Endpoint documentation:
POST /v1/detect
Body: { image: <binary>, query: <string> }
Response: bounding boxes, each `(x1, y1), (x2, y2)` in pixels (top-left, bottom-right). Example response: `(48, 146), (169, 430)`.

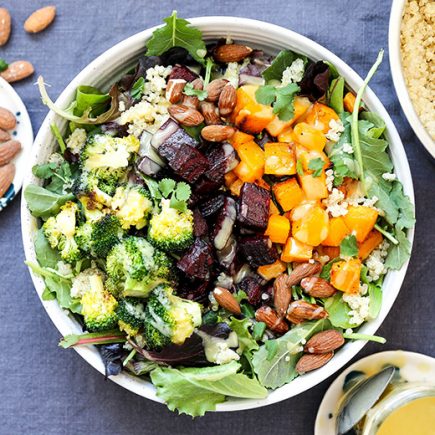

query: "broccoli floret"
(143, 285), (202, 350)
(78, 195), (108, 222)
(80, 273), (118, 332)
(111, 184), (153, 230)
(116, 297), (147, 336)
(70, 267), (105, 298)
(43, 201), (81, 262)
(106, 236), (175, 298)
(147, 199), (194, 252)
(76, 214), (124, 258)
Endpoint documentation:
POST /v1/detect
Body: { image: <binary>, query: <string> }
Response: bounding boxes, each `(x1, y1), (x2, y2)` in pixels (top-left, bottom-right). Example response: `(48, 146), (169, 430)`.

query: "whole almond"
(273, 274), (292, 317)
(1, 60), (34, 83)
(296, 351), (334, 374)
(218, 84), (237, 116)
(0, 163), (15, 197)
(287, 261), (322, 286)
(199, 102), (222, 126)
(213, 287), (241, 315)
(0, 140), (21, 165)
(24, 6), (56, 33)
(201, 125), (236, 142)
(0, 107), (16, 130)
(166, 79), (186, 104)
(206, 79), (228, 102)
(181, 94), (200, 110)
(214, 44), (253, 63)
(0, 129), (11, 142)
(286, 300), (328, 324)
(301, 277), (336, 298)
(0, 8), (11, 46)
(255, 306), (289, 334)
(304, 330), (345, 354)
(168, 104), (204, 127)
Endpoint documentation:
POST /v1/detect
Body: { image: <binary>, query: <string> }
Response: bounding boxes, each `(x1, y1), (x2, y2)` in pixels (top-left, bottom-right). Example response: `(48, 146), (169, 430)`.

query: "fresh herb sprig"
(143, 177), (191, 212)
(0, 58), (8, 72)
(255, 83), (300, 121)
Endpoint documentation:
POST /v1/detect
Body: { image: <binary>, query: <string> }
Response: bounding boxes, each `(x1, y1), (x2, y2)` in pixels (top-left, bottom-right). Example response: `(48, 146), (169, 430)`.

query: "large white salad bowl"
(21, 17), (414, 411)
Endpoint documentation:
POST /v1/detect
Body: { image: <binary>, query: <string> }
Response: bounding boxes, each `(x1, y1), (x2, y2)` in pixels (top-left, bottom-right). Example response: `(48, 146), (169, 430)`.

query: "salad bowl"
(21, 16), (414, 412)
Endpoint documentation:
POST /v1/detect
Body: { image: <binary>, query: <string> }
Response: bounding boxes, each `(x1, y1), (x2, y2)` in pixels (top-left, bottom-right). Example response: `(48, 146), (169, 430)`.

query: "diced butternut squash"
(305, 102), (340, 133)
(343, 205), (379, 242)
(233, 161), (261, 183)
(229, 178), (244, 196)
(321, 217), (350, 247)
(224, 171), (237, 188)
(343, 92), (359, 114)
(317, 245), (340, 260)
(358, 230), (383, 260)
(228, 130), (254, 148)
(278, 127), (295, 143)
(269, 200), (280, 215)
(298, 172), (329, 200)
(264, 142), (296, 176)
(257, 260), (287, 281)
(281, 237), (313, 262)
(273, 178), (304, 212)
(330, 258), (362, 294)
(265, 214), (291, 244)
(293, 122), (327, 152)
(291, 204), (329, 246)
(234, 140), (265, 173)
(266, 117), (293, 137)
(295, 145), (330, 172)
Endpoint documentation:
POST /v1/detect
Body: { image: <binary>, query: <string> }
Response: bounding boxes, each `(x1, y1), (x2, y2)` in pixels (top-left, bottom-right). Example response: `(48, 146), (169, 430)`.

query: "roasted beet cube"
(238, 275), (264, 306)
(238, 235), (278, 267)
(177, 279), (211, 304)
(156, 122), (200, 149)
(237, 183), (270, 230)
(169, 64), (198, 82)
(158, 141), (209, 183)
(199, 194), (225, 218)
(211, 197), (237, 250)
(193, 208), (208, 238)
(205, 143), (237, 183)
(193, 177), (222, 196)
(177, 238), (215, 280)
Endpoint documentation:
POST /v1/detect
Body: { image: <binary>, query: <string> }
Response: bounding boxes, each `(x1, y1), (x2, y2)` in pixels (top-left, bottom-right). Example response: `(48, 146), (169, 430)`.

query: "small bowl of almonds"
(0, 77), (33, 210)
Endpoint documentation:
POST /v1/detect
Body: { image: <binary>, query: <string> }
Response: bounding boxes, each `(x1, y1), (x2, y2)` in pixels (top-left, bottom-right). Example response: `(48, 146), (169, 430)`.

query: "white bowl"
(389, 0), (435, 158)
(21, 17), (415, 412)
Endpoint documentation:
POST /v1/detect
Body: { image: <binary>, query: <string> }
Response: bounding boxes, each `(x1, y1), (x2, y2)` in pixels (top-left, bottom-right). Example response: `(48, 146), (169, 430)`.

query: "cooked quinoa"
(400, 0), (435, 140)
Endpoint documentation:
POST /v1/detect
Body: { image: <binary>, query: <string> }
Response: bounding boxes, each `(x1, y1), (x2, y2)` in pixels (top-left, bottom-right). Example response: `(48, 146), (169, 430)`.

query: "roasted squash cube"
(257, 259), (287, 281)
(330, 258), (361, 294)
(321, 217), (350, 247)
(298, 172), (329, 200)
(305, 102), (340, 133)
(265, 214), (291, 244)
(358, 230), (383, 260)
(273, 178), (304, 212)
(264, 142), (296, 176)
(281, 237), (313, 262)
(292, 204), (329, 246)
(293, 122), (327, 152)
(343, 205), (379, 242)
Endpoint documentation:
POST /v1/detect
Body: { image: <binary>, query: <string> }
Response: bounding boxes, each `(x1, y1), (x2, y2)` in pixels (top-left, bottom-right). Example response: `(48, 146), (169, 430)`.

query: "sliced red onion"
(239, 74), (265, 87)
(151, 118), (179, 150)
(234, 264), (252, 284)
(137, 156), (162, 176)
(213, 197), (237, 250)
(216, 235), (237, 269)
(139, 131), (165, 166)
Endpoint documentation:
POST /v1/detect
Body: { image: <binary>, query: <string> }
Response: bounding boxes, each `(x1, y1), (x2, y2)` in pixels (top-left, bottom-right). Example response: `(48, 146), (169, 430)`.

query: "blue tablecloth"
(1, 1), (434, 433)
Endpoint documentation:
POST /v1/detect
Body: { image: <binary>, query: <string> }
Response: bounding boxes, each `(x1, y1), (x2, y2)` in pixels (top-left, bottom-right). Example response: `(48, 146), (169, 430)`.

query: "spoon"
(336, 365), (396, 434)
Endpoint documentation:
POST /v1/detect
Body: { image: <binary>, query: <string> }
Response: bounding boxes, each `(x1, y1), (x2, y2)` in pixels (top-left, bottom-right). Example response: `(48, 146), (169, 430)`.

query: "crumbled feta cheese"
(197, 330), (240, 365)
(323, 188), (349, 217)
(285, 356), (290, 362)
(345, 328), (353, 335)
(289, 345), (304, 355)
(382, 172), (397, 181)
(300, 338), (306, 345)
(66, 128), (87, 154)
(342, 142), (354, 154)
(326, 119), (345, 142)
(223, 62), (240, 88)
(342, 293), (370, 325)
(56, 261), (73, 277)
(281, 58), (305, 85)
(326, 169), (335, 192)
(365, 240), (390, 282)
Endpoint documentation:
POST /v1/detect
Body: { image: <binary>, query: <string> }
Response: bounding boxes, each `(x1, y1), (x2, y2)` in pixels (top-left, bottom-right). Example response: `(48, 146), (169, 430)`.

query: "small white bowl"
(389, 0), (435, 158)
(21, 17), (415, 412)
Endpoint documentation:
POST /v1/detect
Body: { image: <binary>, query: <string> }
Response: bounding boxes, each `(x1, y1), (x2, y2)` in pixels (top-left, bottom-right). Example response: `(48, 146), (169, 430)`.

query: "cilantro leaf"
(255, 83), (300, 121)
(146, 11), (207, 66)
(296, 159), (304, 176)
(0, 58), (8, 72)
(131, 77), (145, 100)
(175, 181), (191, 201)
(158, 178), (176, 198)
(169, 197), (187, 212)
(340, 234), (359, 258)
(308, 157), (325, 177)
(255, 85), (276, 105)
(183, 83), (208, 101)
(262, 49), (307, 82)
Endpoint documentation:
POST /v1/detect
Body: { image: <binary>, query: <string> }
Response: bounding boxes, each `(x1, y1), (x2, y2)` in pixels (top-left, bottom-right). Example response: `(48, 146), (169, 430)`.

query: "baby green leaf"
(340, 234), (359, 258)
(329, 76), (344, 114)
(131, 77), (145, 100)
(262, 49), (307, 82)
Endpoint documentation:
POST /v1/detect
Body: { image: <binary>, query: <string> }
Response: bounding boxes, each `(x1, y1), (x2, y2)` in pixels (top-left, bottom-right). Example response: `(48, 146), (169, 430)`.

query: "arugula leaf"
(252, 319), (330, 389)
(146, 11), (207, 66)
(329, 76), (345, 114)
(0, 58), (8, 72)
(324, 294), (358, 329)
(390, 182), (415, 230)
(385, 227), (412, 270)
(183, 83), (208, 101)
(255, 83), (300, 121)
(359, 111), (386, 138)
(265, 340), (278, 361)
(308, 158), (325, 177)
(262, 49), (307, 82)
(340, 234), (359, 258)
(131, 77), (145, 100)
(32, 156), (74, 195)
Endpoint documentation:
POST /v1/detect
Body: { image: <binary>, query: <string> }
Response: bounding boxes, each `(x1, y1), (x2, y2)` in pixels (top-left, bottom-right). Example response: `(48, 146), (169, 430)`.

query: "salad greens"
(262, 49), (308, 82)
(340, 234), (359, 258)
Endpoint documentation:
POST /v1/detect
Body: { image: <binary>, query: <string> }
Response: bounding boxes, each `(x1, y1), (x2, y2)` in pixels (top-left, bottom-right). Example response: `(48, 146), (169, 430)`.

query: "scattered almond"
(286, 300), (328, 324)
(0, 140), (21, 165)
(0, 107), (16, 130)
(168, 104), (204, 126)
(1, 60), (34, 83)
(218, 84), (237, 116)
(213, 44), (253, 63)
(273, 274), (292, 317)
(287, 261), (322, 286)
(296, 351), (334, 374)
(301, 276), (336, 298)
(0, 163), (15, 196)
(0, 129), (11, 142)
(255, 306), (289, 334)
(213, 287), (241, 315)
(181, 94), (200, 110)
(165, 79), (186, 104)
(0, 8), (11, 46)
(199, 101), (222, 125)
(24, 5), (56, 33)
(205, 79), (228, 102)
(304, 330), (345, 354)
(201, 125), (236, 142)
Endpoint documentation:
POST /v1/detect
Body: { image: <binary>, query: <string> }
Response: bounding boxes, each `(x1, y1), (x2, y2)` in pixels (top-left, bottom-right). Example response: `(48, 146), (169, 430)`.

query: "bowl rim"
(21, 16), (415, 412)
(389, 0), (435, 159)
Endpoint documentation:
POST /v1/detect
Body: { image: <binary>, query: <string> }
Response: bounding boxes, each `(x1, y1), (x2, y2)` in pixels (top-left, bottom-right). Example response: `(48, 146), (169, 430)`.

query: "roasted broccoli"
(43, 201), (81, 262)
(147, 199), (194, 252)
(80, 272), (118, 332)
(105, 236), (175, 298)
(143, 285), (202, 350)
(76, 214), (124, 258)
(111, 184), (153, 230)
(116, 297), (147, 336)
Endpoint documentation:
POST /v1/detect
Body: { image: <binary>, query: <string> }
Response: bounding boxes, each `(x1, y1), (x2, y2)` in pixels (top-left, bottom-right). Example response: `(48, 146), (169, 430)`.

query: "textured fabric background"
(0, 1), (433, 434)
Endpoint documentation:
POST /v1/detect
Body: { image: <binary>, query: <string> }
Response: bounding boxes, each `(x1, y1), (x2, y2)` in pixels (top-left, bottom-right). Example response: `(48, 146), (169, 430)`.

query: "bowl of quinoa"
(389, 0), (435, 158)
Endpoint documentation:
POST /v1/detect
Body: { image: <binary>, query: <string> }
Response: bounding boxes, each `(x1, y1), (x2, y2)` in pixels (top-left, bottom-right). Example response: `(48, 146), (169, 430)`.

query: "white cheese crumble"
(365, 240), (390, 282)
(342, 142), (354, 154)
(66, 128), (87, 155)
(326, 169), (335, 192)
(345, 328), (353, 335)
(382, 172), (397, 181)
(323, 188), (349, 217)
(342, 293), (370, 325)
(281, 58), (305, 85)
(326, 119), (345, 142)
(197, 330), (240, 365)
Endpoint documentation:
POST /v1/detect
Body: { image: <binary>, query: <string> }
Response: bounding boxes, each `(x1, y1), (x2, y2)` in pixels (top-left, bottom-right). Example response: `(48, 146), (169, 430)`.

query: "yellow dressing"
(377, 397), (435, 435)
